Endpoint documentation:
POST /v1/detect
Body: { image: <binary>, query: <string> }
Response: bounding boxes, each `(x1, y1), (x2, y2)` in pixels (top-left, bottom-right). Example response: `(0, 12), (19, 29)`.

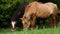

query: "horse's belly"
(37, 7), (51, 18)
(37, 11), (51, 18)
(37, 4), (53, 18)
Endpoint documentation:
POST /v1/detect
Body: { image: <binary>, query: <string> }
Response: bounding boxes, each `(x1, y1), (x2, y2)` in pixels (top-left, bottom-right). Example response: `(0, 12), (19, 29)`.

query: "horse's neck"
(24, 3), (36, 18)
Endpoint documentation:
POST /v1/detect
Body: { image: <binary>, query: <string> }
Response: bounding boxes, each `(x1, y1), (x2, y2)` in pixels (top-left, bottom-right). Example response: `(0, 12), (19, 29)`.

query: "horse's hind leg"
(51, 15), (57, 28)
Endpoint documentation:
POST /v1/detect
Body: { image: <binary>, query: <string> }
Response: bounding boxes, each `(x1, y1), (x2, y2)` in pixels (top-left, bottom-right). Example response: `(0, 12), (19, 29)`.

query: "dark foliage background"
(0, 0), (60, 28)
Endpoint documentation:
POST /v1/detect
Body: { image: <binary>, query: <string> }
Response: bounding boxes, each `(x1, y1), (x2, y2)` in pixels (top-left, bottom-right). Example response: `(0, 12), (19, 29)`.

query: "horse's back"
(35, 2), (57, 18)
(36, 4), (50, 18)
(45, 2), (58, 15)
(24, 1), (58, 18)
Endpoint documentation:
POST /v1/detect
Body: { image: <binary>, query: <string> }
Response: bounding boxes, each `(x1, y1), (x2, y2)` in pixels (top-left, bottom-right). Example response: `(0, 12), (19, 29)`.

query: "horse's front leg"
(11, 21), (16, 31)
(30, 16), (36, 30)
(51, 15), (57, 28)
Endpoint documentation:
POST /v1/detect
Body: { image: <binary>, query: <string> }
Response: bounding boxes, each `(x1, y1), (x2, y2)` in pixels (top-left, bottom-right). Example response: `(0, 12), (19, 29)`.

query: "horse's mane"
(11, 2), (29, 21)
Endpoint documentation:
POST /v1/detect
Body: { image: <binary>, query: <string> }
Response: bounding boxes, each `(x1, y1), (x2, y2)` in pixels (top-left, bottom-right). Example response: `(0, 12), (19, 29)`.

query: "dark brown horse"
(20, 1), (58, 30)
(11, 2), (29, 31)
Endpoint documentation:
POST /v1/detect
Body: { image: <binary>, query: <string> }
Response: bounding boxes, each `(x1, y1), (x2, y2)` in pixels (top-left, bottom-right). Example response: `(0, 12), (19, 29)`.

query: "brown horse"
(20, 1), (58, 30)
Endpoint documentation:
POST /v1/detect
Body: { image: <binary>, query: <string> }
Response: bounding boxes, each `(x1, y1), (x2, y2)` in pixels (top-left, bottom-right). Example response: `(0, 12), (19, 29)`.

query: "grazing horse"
(21, 1), (58, 30)
(11, 2), (29, 31)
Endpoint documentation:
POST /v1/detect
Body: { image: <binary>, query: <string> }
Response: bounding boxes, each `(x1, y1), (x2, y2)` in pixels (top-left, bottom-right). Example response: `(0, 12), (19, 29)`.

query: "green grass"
(0, 27), (60, 34)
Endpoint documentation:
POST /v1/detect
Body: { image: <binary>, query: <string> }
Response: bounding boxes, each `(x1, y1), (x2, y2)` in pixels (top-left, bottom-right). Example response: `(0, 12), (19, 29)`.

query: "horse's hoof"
(54, 26), (56, 28)
(31, 28), (34, 30)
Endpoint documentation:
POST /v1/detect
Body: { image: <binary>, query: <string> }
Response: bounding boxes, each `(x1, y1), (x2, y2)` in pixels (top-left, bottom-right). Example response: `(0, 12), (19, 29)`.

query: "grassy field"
(0, 27), (60, 34)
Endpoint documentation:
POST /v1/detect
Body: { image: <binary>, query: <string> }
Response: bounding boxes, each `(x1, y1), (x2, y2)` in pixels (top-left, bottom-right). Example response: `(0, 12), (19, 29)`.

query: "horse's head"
(20, 16), (30, 30)
(11, 15), (18, 31)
